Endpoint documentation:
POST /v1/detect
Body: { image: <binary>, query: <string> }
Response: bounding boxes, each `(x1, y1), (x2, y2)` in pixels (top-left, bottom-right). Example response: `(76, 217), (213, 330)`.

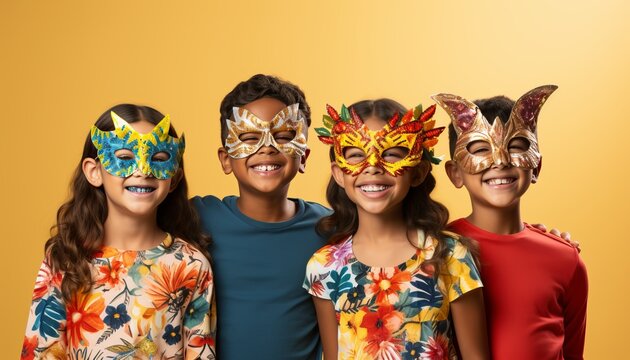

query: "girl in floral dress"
(22, 104), (216, 359)
(304, 99), (489, 360)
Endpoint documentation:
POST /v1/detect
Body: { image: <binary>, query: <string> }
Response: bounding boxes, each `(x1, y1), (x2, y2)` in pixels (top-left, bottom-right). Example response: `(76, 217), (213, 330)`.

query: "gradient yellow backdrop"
(2, 0), (628, 357)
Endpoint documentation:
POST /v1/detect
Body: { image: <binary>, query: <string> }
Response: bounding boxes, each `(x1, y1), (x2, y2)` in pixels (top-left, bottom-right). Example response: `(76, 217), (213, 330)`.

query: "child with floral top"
(22, 104), (216, 359)
(304, 99), (489, 359)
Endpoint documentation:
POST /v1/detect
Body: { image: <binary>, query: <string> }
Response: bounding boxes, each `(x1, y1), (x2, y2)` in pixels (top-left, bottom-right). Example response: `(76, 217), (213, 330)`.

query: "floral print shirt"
(303, 231), (482, 360)
(22, 236), (216, 360)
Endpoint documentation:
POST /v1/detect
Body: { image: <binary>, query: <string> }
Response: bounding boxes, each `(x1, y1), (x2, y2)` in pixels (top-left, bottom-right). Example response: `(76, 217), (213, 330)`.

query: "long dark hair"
(316, 98), (478, 278)
(45, 104), (211, 302)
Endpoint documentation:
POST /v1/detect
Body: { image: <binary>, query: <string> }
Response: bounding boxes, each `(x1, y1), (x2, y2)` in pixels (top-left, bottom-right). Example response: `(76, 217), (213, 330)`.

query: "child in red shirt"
(434, 86), (588, 360)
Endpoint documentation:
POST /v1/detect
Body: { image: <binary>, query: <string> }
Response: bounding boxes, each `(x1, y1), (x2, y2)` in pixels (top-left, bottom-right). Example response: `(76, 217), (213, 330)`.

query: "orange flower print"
(32, 263), (62, 301)
(366, 268), (411, 304)
(66, 292), (105, 348)
(20, 335), (37, 360)
(199, 269), (213, 295)
(96, 259), (127, 288)
(145, 261), (199, 312)
(361, 305), (404, 356)
(189, 333), (215, 358)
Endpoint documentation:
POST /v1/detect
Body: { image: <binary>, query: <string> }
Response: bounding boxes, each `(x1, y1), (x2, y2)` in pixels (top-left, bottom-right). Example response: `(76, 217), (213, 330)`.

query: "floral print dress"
(22, 235), (216, 360)
(303, 231), (482, 360)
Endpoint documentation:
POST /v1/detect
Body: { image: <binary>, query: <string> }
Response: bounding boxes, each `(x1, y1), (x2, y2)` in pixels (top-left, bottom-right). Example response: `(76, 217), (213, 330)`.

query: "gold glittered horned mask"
(225, 103), (308, 159)
(432, 85), (557, 174)
(315, 103), (445, 176)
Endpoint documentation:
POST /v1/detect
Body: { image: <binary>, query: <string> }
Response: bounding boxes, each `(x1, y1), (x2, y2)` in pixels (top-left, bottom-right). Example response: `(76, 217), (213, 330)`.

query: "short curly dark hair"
(218, 74), (311, 146)
(448, 95), (515, 158)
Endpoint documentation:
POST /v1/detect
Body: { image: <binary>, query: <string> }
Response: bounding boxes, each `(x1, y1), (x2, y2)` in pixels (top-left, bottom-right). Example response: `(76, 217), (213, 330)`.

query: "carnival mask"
(432, 85), (557, 174)
(91, 112), (185, 179)
(316, 103), (445, 176)
(225, 103), (308, 159)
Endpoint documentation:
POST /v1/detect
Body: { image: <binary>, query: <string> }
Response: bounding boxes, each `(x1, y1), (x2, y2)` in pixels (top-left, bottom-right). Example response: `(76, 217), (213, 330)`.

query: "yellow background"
(2, 0), (628, 357)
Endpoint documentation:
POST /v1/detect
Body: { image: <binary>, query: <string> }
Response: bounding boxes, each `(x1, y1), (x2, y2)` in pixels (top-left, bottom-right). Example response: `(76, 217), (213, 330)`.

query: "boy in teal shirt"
(192, 74), (329, 359)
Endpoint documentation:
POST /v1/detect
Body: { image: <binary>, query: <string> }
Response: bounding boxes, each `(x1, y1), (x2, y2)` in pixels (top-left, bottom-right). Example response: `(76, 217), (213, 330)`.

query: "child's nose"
(256, 144), (280, 155)
(492, 148), (510, 168)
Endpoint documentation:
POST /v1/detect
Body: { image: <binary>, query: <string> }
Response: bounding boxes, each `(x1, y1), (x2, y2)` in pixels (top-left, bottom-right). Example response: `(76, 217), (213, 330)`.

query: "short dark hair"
(448, 95), (515, 158)
(218, 74), (311, 146)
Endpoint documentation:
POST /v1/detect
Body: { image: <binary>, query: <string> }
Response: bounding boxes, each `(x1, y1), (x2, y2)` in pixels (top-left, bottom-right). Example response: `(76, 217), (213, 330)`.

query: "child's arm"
(562, 256), (588, 360)
(443, 238), (489, 360)
(22, 260), (67, 359)
(312, 296), (338, 359)
(451, 288), (490, 360)
(183, 261), (217, 359)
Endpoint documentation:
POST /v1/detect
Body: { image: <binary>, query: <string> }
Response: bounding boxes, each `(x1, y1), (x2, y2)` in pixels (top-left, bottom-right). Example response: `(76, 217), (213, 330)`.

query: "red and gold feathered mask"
(316, 103), (445, 176)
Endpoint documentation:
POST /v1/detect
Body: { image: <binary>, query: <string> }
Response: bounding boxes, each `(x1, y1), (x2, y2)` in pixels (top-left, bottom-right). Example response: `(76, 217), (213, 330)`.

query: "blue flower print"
(162, 324), (181, 345)
(403, 341), (423, 360)
(184, 296), (210, 329)
(346, 285), (365, 304)
(103, 304), (131, 330)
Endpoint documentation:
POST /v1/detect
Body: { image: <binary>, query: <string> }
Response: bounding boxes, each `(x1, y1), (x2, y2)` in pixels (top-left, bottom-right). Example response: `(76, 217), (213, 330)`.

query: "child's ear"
(531, 157), (542, 184)
(330, 162), (346, 188)
(169, 169), (183, 192)
(445, 160), (464, 188)
(217, 147), (233, 174)
(82, 158), (103, 187)
(298, 148), (310, 174)
(411, 161), (431, 187)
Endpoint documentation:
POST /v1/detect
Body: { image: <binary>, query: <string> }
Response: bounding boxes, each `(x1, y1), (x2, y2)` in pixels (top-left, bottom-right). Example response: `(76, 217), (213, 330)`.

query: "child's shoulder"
(191, 194), (224, 208)
(523, 223), (580, 253)
(431, 230), (466, 250)
(168, 238), (212, 269)
(307, 237), (352, 266)
(291, 197), (332, 216)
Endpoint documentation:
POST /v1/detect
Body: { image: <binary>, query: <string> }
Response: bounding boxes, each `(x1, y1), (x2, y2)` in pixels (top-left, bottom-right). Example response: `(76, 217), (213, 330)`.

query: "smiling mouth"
(126, 186), (156, 193)
(359, 184), (391, 192)
(484, 178), (516, 185)
(252, 164), (281, 172)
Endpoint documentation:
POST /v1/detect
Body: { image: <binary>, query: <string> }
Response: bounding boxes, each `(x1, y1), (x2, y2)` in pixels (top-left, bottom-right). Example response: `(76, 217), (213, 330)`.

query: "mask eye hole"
(467, 141), (491, 155)
(382, 147), (409, 163)
(273, 130), (296, 144)
(151, 151), (171, 162)
(343, 147), (367, 165)
(508, 137), (530, 153)
(238, 132), (262, 144)
(114, 149), (134, 160)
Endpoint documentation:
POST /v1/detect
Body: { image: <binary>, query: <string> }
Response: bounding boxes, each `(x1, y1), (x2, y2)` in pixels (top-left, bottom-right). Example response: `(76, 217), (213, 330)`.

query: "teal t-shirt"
(192, 195), (330, 360)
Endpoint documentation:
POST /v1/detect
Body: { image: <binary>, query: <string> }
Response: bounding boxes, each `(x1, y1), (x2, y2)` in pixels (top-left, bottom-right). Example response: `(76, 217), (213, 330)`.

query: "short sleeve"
(439, 238), (483, 302)
(22, 259), (68, 359)
(303, 245), (335, 300)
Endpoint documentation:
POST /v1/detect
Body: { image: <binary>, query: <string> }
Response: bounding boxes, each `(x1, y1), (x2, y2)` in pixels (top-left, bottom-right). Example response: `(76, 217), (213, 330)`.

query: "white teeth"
(127, 186), (155, 193)
(360, 184), (389, 192)
(253, 164), (280, 171)
(485, 178), (514, 185)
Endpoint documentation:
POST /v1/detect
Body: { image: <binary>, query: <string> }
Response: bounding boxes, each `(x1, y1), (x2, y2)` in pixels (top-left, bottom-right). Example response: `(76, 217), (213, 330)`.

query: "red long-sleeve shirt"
(448, 219), (588, 360)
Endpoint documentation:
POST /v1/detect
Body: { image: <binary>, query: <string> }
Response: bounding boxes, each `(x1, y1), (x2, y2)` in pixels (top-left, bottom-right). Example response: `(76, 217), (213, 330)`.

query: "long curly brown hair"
(316, 99), (478, 278)
(45, 104), (211, 302)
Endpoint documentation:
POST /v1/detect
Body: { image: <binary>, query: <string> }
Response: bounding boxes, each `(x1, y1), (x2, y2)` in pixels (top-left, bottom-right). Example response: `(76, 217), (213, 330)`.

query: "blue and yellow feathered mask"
(90, 112), (185, 179)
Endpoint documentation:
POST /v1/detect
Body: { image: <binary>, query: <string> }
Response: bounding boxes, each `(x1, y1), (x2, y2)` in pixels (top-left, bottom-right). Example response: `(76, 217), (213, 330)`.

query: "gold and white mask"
(432, 85), (557, 174)
(225, 103), (308, 159)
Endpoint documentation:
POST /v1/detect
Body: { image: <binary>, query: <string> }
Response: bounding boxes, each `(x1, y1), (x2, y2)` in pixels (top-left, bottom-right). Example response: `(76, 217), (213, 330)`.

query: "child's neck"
(354, 210), (408, 243)
(236, 189), (296, 223)
(467, 203), (524, 235)
(352, 209), (417, 268)
(103, 211), (165, 250)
